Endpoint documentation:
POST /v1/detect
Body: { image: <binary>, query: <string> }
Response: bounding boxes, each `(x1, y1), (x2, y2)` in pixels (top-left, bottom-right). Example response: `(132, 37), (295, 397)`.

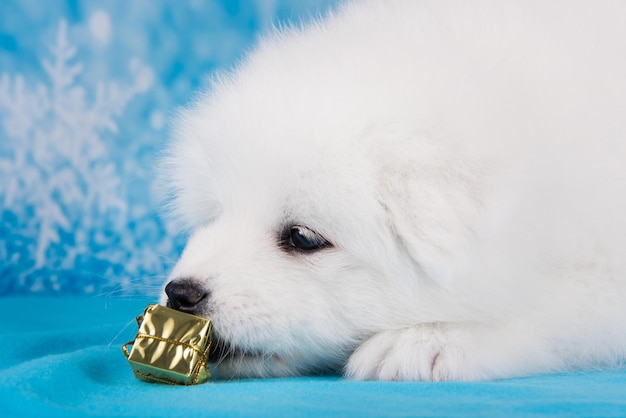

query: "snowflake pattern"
(0, 20), (171, 294)
(0, 0), (337, 295)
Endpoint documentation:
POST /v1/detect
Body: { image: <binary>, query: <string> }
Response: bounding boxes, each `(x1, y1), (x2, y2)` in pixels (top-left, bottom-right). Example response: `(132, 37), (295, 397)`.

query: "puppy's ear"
(375, 139), (485, 287)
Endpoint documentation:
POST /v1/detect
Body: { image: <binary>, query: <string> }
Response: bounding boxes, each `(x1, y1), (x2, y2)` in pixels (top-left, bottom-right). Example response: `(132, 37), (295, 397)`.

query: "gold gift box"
(122, 304), (212, 385)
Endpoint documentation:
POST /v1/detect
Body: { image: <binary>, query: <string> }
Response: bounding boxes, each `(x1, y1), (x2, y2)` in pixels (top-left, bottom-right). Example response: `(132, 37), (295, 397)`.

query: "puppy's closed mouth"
(208, 335), (266, 363)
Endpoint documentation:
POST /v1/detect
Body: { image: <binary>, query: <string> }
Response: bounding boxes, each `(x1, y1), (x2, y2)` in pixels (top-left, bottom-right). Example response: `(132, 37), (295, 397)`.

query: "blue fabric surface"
(1, 297), (625, 417)
(0, 0), (337, 296)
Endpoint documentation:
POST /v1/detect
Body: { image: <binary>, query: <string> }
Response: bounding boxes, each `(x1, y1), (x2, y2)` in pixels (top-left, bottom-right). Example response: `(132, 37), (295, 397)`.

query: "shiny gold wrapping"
(122, 304), (212, 385)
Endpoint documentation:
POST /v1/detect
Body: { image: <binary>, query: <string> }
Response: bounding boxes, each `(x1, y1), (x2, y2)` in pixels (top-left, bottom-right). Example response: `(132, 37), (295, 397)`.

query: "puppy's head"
(159, 126), (425, 378)
(158, 12), (486, 378)
(159, 111), (485, 379)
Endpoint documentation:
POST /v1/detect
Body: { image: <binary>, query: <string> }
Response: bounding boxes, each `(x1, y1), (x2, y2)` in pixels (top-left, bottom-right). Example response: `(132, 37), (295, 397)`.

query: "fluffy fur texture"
(159, 0), (626, 381)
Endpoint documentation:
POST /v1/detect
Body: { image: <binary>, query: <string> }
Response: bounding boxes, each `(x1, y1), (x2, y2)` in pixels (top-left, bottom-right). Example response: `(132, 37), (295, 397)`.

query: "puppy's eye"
(281, 225), (330, 252)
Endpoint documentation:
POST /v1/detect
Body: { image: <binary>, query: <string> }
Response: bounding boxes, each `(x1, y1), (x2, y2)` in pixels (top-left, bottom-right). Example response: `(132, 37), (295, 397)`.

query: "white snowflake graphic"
(0, 19), (172, 294)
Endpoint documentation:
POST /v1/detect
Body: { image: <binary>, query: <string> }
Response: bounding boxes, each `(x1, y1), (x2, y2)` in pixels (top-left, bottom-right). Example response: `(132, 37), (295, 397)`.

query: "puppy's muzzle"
(165, 278), (209, 314)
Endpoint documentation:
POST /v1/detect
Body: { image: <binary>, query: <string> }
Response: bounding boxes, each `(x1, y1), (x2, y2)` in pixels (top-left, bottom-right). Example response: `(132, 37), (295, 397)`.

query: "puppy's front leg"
(345, 323), (554, 381)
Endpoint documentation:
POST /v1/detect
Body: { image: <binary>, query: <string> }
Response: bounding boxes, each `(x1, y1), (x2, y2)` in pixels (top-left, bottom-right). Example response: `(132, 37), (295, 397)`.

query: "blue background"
(2, 296), (626, 417)
(0, 0), (338, 296)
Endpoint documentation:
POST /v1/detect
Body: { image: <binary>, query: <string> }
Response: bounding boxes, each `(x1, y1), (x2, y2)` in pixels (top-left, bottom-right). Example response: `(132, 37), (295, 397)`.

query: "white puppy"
(159, 0), (626, 381)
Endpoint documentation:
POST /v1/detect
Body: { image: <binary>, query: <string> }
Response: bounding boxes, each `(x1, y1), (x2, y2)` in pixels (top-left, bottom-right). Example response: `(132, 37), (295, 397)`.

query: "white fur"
(159, 0), (626, 381)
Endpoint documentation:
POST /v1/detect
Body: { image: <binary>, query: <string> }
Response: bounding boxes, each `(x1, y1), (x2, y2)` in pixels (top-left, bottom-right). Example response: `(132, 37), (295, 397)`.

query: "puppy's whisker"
(107, 318), (138, 348)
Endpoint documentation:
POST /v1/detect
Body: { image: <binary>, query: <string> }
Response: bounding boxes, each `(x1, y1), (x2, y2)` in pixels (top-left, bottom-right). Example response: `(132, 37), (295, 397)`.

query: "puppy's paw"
(345, 324), (489, 381)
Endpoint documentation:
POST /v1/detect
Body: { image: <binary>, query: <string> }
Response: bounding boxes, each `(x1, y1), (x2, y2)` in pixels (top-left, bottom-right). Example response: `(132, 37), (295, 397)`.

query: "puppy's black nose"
(165, 279), (209, 313)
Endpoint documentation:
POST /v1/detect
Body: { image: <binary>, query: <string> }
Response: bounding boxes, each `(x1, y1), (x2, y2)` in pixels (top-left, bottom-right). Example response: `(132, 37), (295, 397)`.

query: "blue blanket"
(1, 297), (625, 417)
